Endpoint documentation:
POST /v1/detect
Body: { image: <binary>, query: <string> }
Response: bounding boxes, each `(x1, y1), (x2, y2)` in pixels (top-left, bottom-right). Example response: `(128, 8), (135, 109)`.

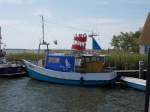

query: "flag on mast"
(92, 38), (102, 50)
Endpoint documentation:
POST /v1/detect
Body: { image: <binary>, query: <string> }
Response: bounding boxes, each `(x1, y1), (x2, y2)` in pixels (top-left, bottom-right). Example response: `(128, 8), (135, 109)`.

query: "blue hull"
(27, 68), (117, 86)
(125, 82), (145, 91)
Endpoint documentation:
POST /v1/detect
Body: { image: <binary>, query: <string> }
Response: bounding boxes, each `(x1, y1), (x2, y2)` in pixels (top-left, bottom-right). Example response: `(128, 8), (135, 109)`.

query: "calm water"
(0, 77), (145, 112)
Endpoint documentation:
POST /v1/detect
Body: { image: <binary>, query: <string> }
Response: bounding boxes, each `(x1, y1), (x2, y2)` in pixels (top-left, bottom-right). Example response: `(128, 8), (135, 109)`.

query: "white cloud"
(0, 0), (23, 4)
(0, 19), (23, 26)
(120, 0), (150, 5)
(33, 9), (52, 18)
(96, 1), (110, 5)
(0, 0), (34, 5)
(66, 17), (121, 26)
(0, 17), (145, 49)
(59, 17), (144, 49)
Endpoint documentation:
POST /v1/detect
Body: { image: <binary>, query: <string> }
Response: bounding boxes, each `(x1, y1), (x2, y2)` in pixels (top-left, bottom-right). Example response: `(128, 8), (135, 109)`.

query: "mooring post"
(139, 61), (144, 79)
(145, 50), (150, 112)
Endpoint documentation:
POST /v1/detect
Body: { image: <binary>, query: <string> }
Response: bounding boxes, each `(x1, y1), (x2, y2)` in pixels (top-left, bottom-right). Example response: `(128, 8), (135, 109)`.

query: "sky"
(0, 0), (149, 49)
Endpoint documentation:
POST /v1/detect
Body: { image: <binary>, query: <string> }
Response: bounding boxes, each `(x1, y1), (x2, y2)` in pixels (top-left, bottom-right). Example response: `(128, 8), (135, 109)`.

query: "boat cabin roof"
(47, 53), (105, 58)
(47, 53), (65, 56)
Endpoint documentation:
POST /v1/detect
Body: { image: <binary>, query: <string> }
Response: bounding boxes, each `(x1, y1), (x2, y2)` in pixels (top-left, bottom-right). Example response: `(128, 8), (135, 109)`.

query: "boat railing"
(104, 66), (116, 72)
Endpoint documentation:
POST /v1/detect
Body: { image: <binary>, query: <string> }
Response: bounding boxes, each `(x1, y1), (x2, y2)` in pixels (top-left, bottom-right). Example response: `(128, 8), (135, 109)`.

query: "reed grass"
(105, 53), (147, 70)
(6, 52), (148, 70)
(6, 53), (44, 61)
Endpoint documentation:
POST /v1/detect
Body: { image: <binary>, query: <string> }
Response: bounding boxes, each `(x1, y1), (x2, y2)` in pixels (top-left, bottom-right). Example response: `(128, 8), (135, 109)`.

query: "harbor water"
(0, 76), (145, 112)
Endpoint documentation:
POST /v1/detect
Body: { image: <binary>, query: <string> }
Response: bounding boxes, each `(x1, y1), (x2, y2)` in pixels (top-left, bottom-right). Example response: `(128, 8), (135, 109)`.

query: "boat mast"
(41, 15), (45, 44)
(88, 32), (99, 54)
(37, 15), (49, 62)
(0, 26), (2, 50)
(89, 32), (99, 38)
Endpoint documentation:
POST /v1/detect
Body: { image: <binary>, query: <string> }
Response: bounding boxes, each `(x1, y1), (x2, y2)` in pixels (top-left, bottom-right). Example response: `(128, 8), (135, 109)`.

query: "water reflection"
(0, 77), (145, 112)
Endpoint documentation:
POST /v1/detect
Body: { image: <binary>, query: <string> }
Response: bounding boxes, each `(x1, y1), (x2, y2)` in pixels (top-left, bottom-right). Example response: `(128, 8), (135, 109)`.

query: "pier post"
(139, 61), (144, 79)
(145, 50), (150, 112)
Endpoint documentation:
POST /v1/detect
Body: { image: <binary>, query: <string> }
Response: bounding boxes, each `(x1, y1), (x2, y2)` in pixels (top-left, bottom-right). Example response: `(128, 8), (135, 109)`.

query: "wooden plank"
(115, 69), (147, 73)
(0, 71), (26, 76)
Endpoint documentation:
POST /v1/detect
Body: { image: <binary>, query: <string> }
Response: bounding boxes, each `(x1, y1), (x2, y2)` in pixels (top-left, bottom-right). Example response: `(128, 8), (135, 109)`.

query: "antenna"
(88, 31), (99, 38)
(40, 15), (45, 44)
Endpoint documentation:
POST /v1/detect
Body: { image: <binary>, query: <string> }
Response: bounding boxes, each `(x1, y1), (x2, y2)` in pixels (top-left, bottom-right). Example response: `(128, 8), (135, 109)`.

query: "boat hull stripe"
(27, 68), (116, 86)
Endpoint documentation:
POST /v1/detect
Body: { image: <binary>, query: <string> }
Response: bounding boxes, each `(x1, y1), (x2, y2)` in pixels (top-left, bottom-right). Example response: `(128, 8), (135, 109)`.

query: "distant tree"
(111, 31), (140, 53)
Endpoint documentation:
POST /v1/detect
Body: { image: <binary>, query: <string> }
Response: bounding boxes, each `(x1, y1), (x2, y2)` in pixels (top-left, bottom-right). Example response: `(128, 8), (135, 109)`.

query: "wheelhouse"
(45, 54), (75, 72)
(74, 55), (105, 73)
(45, 53), (105, 73)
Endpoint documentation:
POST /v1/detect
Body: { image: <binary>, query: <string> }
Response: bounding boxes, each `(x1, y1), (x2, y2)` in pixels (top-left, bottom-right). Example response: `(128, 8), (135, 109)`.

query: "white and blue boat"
(23, 54), (117, 86)
(121, 77), (146, 91)
(23, 16), (118, 86)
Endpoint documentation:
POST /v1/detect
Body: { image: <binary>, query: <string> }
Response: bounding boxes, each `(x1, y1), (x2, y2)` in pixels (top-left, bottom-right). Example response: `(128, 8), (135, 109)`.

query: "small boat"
(23, 16), (118, 86)
(0, 26), (26, 77)
(23, 54), (117, 86)
(121, 76), (146, 91)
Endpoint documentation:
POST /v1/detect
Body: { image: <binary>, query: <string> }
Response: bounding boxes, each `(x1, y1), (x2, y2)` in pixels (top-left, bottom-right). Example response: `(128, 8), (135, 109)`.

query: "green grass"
(6, 53), (44, 61)
(6, 52), (148, 70)
(105, 53), (147, 70)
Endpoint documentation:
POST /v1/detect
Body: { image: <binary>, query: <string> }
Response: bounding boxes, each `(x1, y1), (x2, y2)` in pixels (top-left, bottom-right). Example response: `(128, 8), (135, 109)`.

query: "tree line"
(111, 31), (140, 53)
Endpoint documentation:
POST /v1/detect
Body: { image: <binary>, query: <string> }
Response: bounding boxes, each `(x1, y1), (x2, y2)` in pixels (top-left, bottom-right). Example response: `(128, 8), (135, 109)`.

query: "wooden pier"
(115, 69), (147, 73)
(114, 69), (147, 79)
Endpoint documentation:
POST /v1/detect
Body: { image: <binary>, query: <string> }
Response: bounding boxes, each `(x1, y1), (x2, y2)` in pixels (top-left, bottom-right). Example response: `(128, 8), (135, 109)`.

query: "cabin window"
(91, 57), (96, 61)
(96, 57), (100, 61)
(96, 57), (104, 62)
(145, 46), (150, 53)
(85, 57), (90, 62)
(75, 58), (82, 66)
(48, 57), (60, 63)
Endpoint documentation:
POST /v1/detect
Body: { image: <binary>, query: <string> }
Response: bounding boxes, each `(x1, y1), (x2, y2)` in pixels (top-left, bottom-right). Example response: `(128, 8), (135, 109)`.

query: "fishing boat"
(23, 16), (117, 86)
(0, 26), (25, 77)
(121, 77), (146, 91)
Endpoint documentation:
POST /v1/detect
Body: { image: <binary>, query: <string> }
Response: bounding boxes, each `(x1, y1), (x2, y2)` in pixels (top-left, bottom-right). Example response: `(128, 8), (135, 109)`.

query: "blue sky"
(0, 0), (149, 49)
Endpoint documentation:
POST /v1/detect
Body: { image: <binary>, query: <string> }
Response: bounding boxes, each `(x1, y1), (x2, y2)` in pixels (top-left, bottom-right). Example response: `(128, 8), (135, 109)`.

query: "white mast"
(0, 26), (2, 50)
(41, 15), (45, 44)
(37, 15), (49, 62)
